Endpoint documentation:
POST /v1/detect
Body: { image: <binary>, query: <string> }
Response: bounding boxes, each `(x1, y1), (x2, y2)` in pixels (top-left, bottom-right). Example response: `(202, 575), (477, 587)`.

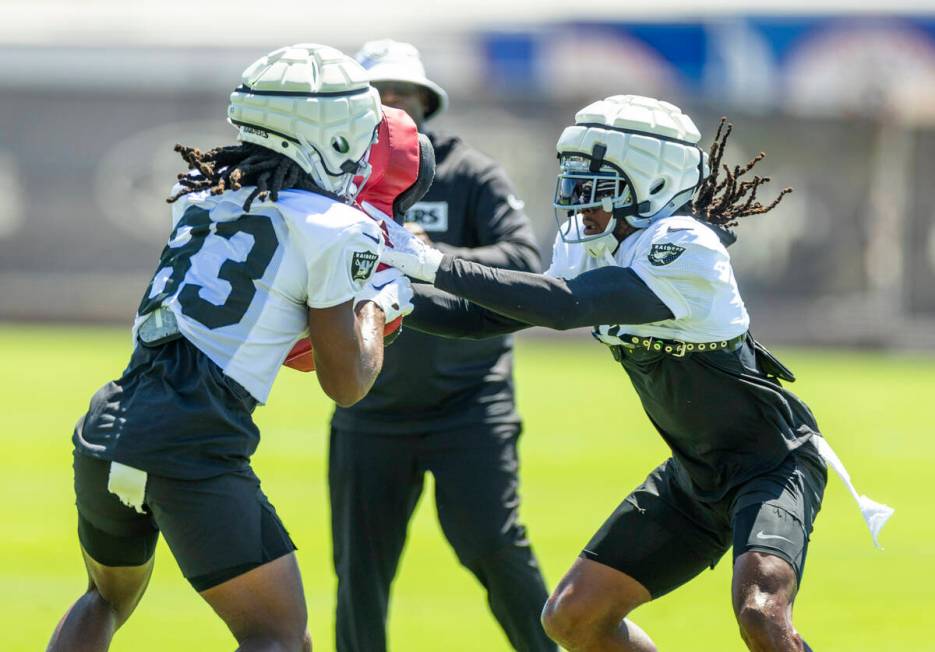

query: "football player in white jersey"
(377, 96), (860, 651)
(48, 44), (425, 652)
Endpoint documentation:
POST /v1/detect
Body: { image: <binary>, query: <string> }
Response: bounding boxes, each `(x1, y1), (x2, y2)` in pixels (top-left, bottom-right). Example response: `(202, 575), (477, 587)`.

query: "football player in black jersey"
(377, 95), (888, 651)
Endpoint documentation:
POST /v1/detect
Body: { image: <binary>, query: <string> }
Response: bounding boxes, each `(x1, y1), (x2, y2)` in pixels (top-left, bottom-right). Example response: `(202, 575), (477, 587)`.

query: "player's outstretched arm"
(406, 284), (531, 340)
(308, 300), (385, 407)
(380, 214), (672, 330)
(432, 257), (673, 330)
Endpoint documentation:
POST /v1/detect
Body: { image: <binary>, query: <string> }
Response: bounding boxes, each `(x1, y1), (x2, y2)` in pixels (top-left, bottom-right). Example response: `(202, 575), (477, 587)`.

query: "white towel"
(813, 436), (894, 549)
(107, 462), (148, 515)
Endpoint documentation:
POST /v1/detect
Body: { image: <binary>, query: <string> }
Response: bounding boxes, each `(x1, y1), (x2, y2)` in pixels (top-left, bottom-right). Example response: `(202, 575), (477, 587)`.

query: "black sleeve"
(405, 284), (530, 340)
(432, 256), (674, 331)
(433, 163), (541, 273)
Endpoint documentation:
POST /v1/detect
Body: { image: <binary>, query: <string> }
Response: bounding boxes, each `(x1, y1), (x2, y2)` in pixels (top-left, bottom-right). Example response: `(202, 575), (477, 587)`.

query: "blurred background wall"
(1, 0), (935, 347)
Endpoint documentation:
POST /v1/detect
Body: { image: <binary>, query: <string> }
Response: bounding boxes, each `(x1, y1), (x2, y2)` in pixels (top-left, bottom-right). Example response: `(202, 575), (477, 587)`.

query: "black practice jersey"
(406, 218), (819, 499)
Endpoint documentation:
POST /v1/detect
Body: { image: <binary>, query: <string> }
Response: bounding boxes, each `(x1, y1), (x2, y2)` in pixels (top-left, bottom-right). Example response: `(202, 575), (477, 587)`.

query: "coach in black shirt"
(329, 40), (555, 652)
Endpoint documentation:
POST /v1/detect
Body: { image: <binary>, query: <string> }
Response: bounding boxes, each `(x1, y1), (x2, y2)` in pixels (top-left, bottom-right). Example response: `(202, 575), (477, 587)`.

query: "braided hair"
(166, 142), (326, 212)
(691, 118), (792, 228)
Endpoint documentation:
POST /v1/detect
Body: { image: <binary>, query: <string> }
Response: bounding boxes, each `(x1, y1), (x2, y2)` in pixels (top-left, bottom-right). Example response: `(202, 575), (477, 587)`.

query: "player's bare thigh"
(46, 547), (155, 652)
(80, 547), (155, 625)
(200, 552), (311, 652)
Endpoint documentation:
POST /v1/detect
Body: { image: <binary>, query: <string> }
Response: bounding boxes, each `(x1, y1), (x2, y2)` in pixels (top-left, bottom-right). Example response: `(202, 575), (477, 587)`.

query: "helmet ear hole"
(331, 136), (350, 154)
(650, 179), (666, 195)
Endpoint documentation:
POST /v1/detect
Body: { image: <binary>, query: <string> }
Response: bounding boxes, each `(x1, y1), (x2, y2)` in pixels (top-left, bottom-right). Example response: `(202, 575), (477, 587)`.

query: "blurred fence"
(2, 13), (935, 348)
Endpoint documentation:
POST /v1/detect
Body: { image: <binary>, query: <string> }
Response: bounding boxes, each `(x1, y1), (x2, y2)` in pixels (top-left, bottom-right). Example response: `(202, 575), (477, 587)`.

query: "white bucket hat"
(355, 39), (449, 120)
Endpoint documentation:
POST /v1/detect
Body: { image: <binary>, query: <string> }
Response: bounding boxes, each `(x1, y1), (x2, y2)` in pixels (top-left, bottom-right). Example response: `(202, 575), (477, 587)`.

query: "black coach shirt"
(332, 131), (540, 434)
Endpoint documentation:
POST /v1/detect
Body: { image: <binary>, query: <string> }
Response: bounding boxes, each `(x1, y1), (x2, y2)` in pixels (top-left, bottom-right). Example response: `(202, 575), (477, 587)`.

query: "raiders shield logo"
(648, 243), (685, 266)
(350, 250), (378, 282)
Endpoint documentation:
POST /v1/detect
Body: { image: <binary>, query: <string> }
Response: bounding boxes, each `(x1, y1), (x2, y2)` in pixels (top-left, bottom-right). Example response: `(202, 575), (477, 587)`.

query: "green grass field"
(2, 323), (932, 651)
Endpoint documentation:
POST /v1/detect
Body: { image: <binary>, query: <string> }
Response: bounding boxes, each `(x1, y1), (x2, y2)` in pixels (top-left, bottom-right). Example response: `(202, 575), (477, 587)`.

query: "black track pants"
(328, 424), (556, 652)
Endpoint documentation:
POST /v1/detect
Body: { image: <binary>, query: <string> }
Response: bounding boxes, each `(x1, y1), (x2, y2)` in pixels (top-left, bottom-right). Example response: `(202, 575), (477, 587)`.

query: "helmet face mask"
(294, 129), (378, 201)
(552, 155), (637, 245)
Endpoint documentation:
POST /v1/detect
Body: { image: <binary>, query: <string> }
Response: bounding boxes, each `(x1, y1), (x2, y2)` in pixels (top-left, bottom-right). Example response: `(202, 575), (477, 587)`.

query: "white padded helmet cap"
(555, 95), (707, 227)
(228, 43), (382, 197)
(575, 95), (702, 144)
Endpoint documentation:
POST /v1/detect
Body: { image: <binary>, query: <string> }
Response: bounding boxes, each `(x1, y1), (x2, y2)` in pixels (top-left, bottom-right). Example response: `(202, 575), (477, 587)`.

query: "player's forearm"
(313, 302), (384, 407)
(406, 284), (530, 339)
(355, 299), (386, 386)
(433, 256), (674, 330)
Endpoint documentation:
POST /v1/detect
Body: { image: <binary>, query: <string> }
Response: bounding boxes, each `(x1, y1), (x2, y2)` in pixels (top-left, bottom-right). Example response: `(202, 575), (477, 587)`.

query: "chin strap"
(295, 133), (376, 201)
(623, 186), (696, 229)
(583, 216), (620, 261)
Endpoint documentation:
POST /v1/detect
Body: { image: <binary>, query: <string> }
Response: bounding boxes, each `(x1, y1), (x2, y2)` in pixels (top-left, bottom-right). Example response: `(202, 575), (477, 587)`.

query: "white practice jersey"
(545, 214), (749, 343)
(133, 186), (383, 403)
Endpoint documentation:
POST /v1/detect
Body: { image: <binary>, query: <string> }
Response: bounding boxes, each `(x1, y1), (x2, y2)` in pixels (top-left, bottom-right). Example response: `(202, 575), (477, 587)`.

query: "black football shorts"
(74, 452), (296, 591)
(581, 440), (827, 598)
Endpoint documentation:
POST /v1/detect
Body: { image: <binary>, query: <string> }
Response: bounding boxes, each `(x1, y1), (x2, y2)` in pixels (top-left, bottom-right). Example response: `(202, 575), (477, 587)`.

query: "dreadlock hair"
(166, 142), (327, 212)
(691, 118), (793, 229)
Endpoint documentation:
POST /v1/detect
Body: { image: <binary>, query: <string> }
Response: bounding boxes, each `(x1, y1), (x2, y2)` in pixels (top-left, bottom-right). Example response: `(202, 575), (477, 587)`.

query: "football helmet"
(228, 43), (382, 199)
(552, 95), (708, 246)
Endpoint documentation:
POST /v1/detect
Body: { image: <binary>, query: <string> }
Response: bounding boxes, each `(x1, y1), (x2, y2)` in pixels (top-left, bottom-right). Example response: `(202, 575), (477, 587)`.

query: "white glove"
(355, 267), (414, 323)
(360, 201), (445, 283)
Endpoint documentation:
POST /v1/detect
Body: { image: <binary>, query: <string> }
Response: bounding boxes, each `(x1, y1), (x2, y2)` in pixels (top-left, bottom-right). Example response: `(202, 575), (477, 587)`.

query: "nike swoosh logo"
(667, 227), (692, 232)
(372, 280), (394, 290)
(755, 530), (794, 544)
(362, 232), (381, 245)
